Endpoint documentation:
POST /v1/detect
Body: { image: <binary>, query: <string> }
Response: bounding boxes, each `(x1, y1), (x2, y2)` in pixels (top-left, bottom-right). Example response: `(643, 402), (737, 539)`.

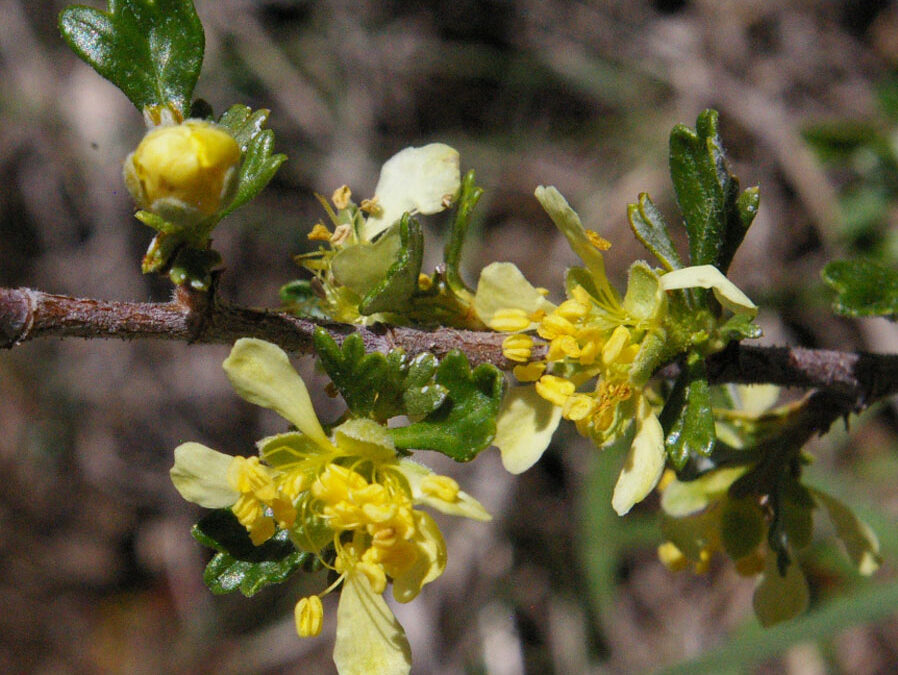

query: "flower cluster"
(171, 339), (489, 674)
(474, 186), (759, 515)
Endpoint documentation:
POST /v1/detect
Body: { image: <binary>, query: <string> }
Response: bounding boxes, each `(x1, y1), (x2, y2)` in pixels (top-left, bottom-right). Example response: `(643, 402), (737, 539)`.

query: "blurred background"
(2, 0), (898, 672)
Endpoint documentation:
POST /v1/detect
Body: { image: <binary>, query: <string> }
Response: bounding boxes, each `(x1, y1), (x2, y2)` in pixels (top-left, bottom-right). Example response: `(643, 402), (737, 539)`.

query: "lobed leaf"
(668, 109), (758, 273)
(313, 330), (446, 421)
(217, 105), (287, 217)
(389, 352), (504, 461)
(191, 509), (315, 597)
(59, 0), (204, 118)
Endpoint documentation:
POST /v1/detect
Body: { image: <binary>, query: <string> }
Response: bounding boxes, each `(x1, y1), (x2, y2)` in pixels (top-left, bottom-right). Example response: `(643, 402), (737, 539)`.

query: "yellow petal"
(611, 399), (665, 516)
(473, 262), (556, 330)
(493, 385), (563, 474)
(170, 442), (239, 508)
(334, 569), (412, 675)
(391, 511), (447, 603)
(223, 338), (332, 450)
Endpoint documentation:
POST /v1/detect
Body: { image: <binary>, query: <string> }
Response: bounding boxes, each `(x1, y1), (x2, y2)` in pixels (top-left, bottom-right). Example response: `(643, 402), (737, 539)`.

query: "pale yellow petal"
(473, 262), (556, 330)
(659, 265), (757, 317)
(660, 466), (748, 518)
(611, 400), (665, 516)
(363, 143), (460, 240)
(170, 442), (239, 508)
(493, 385), (563, 474)
(534, 186), (620, 307)
(334, 569), (412, 675)
(223, 338), (332, 450)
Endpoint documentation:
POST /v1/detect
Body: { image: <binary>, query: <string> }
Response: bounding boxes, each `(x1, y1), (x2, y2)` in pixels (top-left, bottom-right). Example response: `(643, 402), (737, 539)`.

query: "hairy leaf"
(627, 192), (683, 271)
(822, 259), (898, 319)
(389, 351), (504, 461)
(669, 109), (758, 273)
(59, 0), (203, 117)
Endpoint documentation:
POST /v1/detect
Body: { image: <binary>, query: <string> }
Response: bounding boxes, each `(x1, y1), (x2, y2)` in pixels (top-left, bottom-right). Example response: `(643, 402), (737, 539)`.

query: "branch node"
(0, 288), (34, 348)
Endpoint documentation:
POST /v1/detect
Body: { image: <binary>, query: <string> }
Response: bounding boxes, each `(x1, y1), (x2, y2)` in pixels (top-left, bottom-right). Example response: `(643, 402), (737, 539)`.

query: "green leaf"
(659, 352), (715, 471)
(313, 330), (447, 421)
(627, 192), (683, 271)
(444, 170), (484, 293)
(59, 0), (204, 118)
(389, 351), (504, 461)
(191, 509), (316, 597)
(720, 497), (765, 560)
(168, 247), (221, 291)
(359, 214), (424, 315)
(217, 105), (287, 217)
(810, 487), (882, 575)
(279, 280), (329, 319)
(822, 258), (898, 319)
(668, 109), (758, 273)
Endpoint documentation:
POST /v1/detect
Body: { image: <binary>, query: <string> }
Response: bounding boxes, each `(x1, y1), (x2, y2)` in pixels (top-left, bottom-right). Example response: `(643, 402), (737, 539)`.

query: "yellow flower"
(170, 338), (491, 674)
(123, 120), (241, 227)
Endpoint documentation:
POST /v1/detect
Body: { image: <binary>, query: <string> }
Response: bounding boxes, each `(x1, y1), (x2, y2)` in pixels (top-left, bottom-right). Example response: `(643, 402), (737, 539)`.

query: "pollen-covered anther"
(585, 230), (612, 251)
(490, 308), (532, 332)
(502, 334), (534, 362)
(547, 334), (581, 361)
(360, 196), (381, 216)
(513, 361), (546, 382)
(295, 596), (324, 637)
(421, 474), (460, 503)
(657, 541), (690, 572)
(537, 313), (577, 340)
(330, 223), (352, 245)
(332, 185), (352, 209)
(307, 222), (332, 241)
(562, 393), (595, 421)
(555, 298), (589, 321)
(535, 374), (576, 407)
(602, 325), (632, 366)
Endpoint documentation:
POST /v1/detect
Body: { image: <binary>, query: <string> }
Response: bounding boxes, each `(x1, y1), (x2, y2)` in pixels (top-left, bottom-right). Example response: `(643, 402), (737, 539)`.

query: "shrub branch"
(2, 285), (898, 411)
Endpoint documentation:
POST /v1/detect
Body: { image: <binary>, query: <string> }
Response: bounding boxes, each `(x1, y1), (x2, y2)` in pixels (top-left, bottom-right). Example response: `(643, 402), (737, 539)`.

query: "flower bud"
(123, 120), (241, 227)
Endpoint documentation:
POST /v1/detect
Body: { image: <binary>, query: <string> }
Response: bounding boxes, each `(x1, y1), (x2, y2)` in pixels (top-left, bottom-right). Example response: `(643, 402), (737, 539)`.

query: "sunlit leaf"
(59, 0), (203, 118)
